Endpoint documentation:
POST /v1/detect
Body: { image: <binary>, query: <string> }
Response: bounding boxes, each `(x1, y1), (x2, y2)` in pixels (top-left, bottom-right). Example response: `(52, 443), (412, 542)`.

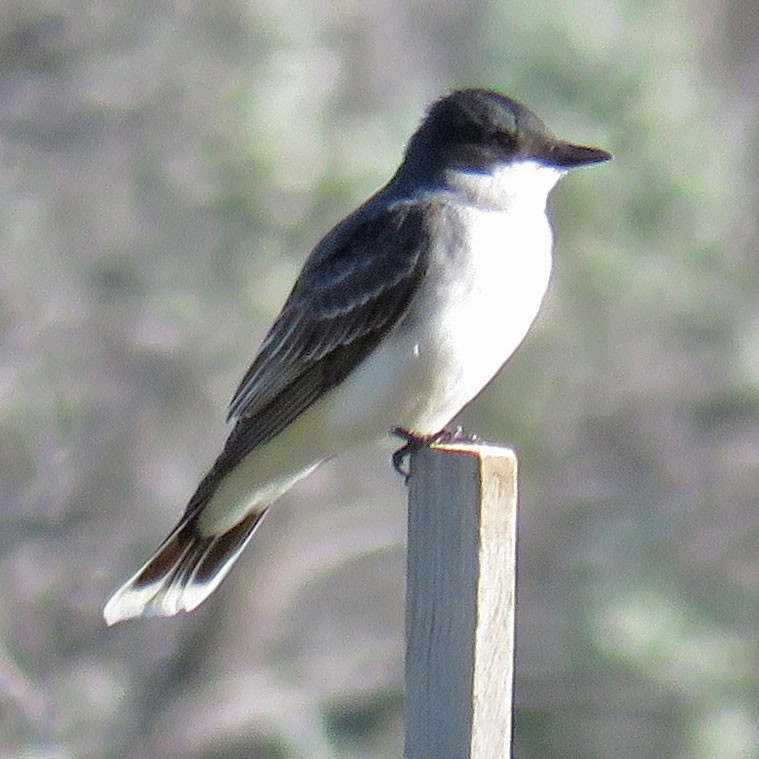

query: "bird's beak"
(543, 140), (612, 168)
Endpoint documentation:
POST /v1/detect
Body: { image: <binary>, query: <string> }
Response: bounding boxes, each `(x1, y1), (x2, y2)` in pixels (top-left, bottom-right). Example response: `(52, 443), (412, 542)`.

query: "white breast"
(325, 160), (560, 440)
(393, 200), (553, 432)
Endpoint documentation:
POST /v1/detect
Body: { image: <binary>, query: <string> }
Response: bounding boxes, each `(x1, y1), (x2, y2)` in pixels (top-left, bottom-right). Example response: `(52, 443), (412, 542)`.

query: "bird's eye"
(493, 130), (516, 150)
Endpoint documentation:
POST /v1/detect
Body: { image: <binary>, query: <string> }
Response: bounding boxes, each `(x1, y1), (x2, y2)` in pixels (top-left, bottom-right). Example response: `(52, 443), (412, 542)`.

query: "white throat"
(445, 159), (565, 211)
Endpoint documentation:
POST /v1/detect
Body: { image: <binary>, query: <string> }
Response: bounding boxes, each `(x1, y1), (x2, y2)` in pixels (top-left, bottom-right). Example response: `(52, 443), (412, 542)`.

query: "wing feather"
(218, 199), (433, 469)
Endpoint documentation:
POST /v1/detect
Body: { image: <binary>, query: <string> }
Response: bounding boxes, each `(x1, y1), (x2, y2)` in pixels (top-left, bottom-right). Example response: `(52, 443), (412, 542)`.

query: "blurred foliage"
(0, 0), (757, 757)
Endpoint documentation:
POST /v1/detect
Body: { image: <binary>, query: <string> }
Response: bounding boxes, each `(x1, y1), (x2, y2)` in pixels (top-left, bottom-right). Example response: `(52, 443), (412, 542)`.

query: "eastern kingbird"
(104, 88), (610, 624)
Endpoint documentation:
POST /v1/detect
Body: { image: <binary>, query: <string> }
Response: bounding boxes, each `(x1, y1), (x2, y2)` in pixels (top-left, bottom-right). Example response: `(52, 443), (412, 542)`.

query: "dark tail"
(103, 507), (268, 625)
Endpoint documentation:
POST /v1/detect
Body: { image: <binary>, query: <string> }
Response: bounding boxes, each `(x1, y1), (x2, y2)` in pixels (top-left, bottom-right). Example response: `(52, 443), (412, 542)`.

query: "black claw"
(391, 428), (424, 482)
(391, 445), (412, 481)
(391, 426), (478, 483)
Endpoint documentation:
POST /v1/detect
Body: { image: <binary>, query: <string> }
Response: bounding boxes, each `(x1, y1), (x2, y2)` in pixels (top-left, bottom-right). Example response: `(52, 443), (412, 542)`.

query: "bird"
(103, 88), (611, 624)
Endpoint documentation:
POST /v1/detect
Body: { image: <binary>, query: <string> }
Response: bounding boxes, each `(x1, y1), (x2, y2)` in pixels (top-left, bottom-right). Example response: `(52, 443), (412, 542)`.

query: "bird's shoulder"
(224, 187), (442, 424)
(292, 186), (446, 293)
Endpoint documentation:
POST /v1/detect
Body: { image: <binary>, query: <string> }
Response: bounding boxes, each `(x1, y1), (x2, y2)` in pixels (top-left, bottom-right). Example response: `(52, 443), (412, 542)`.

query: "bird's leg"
(391, 428), (429, 481)
(391, 426), (480, 482)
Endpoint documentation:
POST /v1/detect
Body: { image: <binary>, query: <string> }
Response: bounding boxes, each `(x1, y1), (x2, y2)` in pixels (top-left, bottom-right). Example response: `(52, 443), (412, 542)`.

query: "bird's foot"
(391, 426), (479, 483)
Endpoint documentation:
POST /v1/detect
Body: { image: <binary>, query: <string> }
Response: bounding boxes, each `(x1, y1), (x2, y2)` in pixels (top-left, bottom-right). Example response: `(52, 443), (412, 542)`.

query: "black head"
(402, 88), (611, 177)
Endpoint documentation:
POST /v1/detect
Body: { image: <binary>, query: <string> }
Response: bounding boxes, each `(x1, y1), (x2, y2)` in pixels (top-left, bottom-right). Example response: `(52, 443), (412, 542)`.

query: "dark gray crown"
(402, 89), (611, 175)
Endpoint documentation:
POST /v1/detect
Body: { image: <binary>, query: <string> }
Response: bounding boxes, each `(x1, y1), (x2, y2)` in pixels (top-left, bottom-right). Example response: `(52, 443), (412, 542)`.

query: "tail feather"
(103, 508), (269, 625)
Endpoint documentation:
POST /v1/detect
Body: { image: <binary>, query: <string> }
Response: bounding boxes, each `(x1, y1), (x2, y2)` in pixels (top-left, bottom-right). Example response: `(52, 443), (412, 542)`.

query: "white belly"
(329, 201), (553, 437)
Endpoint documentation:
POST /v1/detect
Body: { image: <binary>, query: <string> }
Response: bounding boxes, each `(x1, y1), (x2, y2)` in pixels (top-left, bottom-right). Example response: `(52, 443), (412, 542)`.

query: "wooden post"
(404, 442), (518, 759)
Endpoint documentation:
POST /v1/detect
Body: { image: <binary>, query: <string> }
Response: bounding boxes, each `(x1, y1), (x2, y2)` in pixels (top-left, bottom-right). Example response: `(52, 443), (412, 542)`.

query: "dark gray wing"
(220, 200), (433, 464)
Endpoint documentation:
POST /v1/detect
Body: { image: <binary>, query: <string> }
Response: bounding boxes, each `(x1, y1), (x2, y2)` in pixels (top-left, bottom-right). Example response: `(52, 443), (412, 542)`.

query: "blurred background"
(1, 0), (757, 757)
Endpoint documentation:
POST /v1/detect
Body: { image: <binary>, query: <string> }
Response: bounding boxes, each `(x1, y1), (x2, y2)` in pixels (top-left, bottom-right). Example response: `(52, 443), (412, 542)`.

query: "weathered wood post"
(404, 442), (518, 758)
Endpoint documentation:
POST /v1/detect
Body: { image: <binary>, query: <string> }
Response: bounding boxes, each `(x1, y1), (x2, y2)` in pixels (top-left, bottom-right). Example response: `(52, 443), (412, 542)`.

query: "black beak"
(542, 139), (612, 168)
